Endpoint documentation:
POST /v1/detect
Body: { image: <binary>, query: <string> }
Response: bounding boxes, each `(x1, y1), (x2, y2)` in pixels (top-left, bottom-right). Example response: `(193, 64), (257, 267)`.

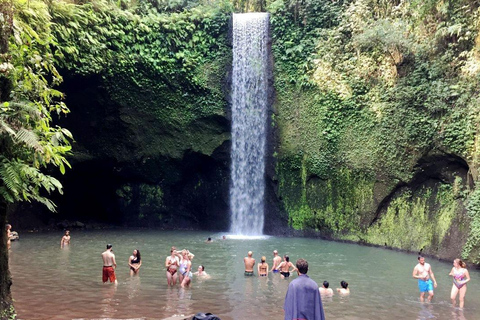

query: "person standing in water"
(179, 250), (192, 287)
(258, 256), (269, 277)
(412, 255), (437, 302)
(284, 258), (325, 320)
(277, 255), (296, 279)
(449, 258), (470, 308)
(5, 224), (12, 250)
(270, 250), (282, 273)
(165, 247), (180, 286)
(102, 244), (117, 285)
(128, 249), (142, 276)
(244, 251), (255, 276)
(60, 230), (71, 248)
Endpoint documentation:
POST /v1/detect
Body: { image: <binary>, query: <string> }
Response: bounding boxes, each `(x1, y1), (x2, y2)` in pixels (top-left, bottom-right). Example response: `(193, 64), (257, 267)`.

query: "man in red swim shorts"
(102, 244), (117, 284)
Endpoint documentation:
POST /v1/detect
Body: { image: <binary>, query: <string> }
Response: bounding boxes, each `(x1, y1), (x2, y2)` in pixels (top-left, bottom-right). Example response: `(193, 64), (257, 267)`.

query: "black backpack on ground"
(191, 312), (221, 320)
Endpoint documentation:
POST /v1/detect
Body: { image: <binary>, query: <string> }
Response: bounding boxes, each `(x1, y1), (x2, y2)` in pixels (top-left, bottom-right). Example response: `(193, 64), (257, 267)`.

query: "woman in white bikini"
(449, 258), (470, 308)
(179, 250), (192, 288)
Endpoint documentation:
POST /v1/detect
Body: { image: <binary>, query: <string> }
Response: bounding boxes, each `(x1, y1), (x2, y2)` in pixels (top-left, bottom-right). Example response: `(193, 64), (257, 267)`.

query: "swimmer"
(205, 237), (212, 243)
(258, 256), (269, 277)
(165, 247), (180, 286)
(244, 251), (255, 276)
(128, 249), (142, 276)
(276, 255), (296, 279)
(194, 265), (211, 279)
(270, 250), (282, 273)
(336, 280), (350, 295)
(319, 281), (334, 296)
(60, 230), (70, 248)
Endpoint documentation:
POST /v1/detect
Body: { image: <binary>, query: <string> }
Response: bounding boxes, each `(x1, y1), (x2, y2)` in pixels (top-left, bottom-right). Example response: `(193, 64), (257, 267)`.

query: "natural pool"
(9, 230), (479, 319)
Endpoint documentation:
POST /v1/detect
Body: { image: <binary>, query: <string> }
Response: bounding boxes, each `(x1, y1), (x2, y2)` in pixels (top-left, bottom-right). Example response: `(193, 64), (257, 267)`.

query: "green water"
(8, 230), (479, 319)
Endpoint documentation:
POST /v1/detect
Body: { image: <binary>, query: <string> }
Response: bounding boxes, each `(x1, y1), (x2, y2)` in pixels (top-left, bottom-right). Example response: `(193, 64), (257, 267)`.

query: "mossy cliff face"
(7, 0), (234, 230)
(269, 0), (480, 263)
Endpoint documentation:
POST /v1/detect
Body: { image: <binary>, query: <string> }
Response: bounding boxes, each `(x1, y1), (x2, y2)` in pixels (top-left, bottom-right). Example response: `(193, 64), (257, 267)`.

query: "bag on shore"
(191, 312), (221, 320)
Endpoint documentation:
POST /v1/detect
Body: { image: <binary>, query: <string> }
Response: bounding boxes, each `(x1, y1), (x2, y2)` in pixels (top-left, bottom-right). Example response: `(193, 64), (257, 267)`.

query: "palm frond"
(15, 128), (43, 151)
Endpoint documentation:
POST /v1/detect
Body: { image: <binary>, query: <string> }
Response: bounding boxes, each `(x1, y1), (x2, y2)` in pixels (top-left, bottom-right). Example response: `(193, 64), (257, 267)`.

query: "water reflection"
(100, 285), (118, 319)
(9, 230), (480, 320)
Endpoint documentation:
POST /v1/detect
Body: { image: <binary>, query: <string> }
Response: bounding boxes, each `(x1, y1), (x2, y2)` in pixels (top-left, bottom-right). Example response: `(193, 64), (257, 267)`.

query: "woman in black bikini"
(276, 255), (296, 279)
(128, 249), (142, 276)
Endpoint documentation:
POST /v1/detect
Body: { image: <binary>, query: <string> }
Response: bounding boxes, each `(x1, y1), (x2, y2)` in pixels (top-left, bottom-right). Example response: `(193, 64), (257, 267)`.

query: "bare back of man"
(271, 250), (282, 273)
(102, 245), (117, 285)
(244, 251), (255, 276)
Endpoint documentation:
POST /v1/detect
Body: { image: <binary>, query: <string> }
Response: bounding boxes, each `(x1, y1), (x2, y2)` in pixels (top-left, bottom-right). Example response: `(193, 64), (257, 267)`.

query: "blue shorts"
(418, 279), (433, 292)
(272, 270), (279, 273)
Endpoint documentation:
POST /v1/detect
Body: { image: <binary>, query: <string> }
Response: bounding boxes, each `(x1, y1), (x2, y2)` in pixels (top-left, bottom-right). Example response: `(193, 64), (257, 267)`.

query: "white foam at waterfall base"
(229, 13), (270, 236)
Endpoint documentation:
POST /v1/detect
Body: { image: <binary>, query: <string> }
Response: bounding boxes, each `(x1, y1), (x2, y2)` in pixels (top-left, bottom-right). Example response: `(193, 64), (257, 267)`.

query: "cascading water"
(230, 13), (269, 236)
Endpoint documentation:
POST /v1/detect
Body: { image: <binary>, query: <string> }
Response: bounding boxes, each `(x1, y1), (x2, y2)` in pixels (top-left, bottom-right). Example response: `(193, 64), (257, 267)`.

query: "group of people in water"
(165, 246), (209, 287)
(7, 228), (473, 311)
(413, 255), (471, 308)
(243, 249), (350, 296)
(95, 233), (211, 288)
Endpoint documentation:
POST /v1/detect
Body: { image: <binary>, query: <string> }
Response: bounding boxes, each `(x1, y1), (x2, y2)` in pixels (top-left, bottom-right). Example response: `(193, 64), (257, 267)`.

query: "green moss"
(365, 185), (458, 251)
(278, 155), (376, 234)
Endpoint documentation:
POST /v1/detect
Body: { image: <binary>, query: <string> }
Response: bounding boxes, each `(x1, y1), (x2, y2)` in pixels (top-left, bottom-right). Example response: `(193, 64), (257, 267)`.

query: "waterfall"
(230, 13), (269, 236)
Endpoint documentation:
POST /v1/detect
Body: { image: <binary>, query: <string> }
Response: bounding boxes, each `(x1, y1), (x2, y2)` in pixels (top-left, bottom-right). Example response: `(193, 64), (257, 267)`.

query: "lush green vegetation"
(271, 0), (480, 261)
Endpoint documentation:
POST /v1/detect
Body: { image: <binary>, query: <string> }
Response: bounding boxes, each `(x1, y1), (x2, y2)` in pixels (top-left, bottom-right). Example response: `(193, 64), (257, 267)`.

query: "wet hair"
(340, 280), (348, 289)
(207, 237), (212, 241)
(134, 249), (141, 261)
(284, 255), (290, 262)
(106, 244), (113, 249)
(455, 258), (466, 268)
(323, 281), (329, 288)
(296, 259), (308, 274)
(199, 265), (205, 271)
(261, 256), (266, 263)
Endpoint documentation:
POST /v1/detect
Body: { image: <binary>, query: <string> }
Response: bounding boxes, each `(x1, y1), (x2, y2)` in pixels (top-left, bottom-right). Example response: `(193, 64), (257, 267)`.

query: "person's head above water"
(106, 244), (113, 250)
(323, 281), (329, 288)
(248, 251), (253, 257)
(340, 280), (348, 289)
(261, 256), (266, 263)
(284, 255), (290, 262)
(296, 259), (308, 274)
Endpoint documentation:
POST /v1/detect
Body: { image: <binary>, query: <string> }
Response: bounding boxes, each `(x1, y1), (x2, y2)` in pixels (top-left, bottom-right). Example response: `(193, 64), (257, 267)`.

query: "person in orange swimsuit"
(101, 244), (117, 285)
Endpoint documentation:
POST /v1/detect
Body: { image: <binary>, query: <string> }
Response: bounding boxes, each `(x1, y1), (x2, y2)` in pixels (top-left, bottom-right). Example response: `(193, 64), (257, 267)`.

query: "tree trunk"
(0, 0), (15, 318)
(0, 201), (14, 320)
